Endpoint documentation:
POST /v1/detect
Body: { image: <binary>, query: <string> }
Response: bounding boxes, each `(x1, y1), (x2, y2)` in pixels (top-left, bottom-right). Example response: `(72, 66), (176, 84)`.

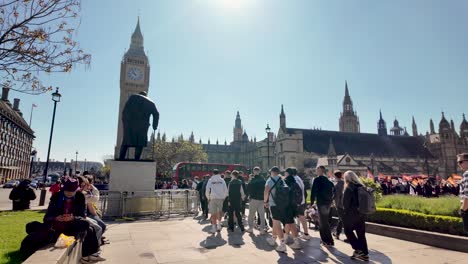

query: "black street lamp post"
(39, 88), (61, 206)
(75, 151), (78, 175)
(29, 149), (37, 178)
(265, 124), (271, 169)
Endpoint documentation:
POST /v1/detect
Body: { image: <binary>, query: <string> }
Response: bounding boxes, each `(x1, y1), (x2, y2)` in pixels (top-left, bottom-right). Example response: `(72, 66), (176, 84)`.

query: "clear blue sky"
(12, 0), (468, 163)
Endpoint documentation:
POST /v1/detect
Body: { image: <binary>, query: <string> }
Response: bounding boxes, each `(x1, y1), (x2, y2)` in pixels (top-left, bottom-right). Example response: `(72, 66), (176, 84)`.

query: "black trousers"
(228, 202), (244, 230)
(318, 204), (334, 244)
(461, 210), (468, 235)
(343, 213), (368, 255)
(335, 207), (345, 236)
(200, 198), (208, 217)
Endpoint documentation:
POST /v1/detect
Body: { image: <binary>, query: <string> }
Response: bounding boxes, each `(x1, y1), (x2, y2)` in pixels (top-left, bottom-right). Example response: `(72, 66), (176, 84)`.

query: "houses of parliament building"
(194, 82), (468, 178)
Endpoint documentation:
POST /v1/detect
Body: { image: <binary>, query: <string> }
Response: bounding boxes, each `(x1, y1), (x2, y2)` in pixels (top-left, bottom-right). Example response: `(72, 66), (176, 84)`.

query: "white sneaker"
(266, 237), (276, 247)
(246, 228), (253, 233)
(216, 224), (222, 232)
(209, 225), (216, 234)
(301, 234), (312, 240)
(284, 234), (293, 244)
(275, 243), (287, 253)
(89, 254), (106, 261)
(290, 239), (302, 250)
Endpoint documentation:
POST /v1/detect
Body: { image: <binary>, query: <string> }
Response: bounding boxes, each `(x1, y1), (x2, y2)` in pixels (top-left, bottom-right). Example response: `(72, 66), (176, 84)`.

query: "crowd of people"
(16, 172), (108, 263)
(196, 165), (371, 261)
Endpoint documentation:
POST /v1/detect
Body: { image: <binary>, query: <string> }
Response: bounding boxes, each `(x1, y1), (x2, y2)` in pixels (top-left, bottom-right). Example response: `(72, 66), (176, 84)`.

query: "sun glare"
(217, 0), (250, 10)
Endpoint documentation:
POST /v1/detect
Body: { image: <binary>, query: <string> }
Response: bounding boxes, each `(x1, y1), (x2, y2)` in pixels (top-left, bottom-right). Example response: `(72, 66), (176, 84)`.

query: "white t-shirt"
(294, 175), (305, 205)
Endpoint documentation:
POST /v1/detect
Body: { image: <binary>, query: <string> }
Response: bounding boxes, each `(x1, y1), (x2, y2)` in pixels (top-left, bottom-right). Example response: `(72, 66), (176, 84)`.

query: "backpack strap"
(267, 177), (281, 203)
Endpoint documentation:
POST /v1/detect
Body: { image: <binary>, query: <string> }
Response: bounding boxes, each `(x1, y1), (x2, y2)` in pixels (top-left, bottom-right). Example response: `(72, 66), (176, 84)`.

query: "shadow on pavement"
(227, 230), (245, 248)
(199, 233), (227, 249)
(248, 233), (274, 252)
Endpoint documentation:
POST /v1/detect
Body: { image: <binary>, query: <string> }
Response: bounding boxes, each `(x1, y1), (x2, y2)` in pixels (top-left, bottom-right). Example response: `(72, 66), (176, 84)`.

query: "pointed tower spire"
(430, 119), (435, 134)
(345, 80), (349, 97)
(280, 104), (286, 130)
(412, 116), (418, 137)
(129, 17), (144, 51)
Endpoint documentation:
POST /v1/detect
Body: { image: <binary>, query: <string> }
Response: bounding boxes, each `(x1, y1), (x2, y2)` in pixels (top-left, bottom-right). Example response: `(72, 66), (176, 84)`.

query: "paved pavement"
(99, 216), (468, 264)
(0, 187), (50, 211)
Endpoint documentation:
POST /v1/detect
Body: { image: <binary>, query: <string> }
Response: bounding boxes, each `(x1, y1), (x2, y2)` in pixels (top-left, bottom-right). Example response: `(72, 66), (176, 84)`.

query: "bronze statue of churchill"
(119, 91), (159, 160)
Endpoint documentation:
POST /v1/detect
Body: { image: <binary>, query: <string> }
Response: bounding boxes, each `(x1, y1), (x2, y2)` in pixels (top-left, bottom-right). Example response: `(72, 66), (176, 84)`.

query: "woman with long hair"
(342, 170), (369, 261)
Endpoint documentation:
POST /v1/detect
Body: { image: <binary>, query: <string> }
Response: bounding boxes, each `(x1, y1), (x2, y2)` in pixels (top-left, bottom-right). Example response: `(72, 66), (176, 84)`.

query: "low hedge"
(367, 208), (464, 236)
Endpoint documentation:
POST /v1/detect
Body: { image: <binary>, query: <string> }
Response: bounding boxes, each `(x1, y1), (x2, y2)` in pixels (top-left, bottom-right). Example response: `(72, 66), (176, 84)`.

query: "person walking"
(333, 170), (345, 241)
(458, 153), (468, 235)
(222, 171), (232, 222)
(239, 171), (248, 217)
(196, 175), (210, 219)
(9, 179), (36, 211)
(227, 171), (245, 232)
(246, 167), (266, 234)
(283, 168), (302, 250)
(310, 166), (335, 247)
(292, 168), (311, 240)
(205, 169), (228, 234)
(342, 170), (369, 261)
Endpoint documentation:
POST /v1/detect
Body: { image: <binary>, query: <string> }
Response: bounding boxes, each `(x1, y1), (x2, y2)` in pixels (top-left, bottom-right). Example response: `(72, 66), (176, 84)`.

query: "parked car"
(3, 180), (19, 188)
(30, 180), (39, 189)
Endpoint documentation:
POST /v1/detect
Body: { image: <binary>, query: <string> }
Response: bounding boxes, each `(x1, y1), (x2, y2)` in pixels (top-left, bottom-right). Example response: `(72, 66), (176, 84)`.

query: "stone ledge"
(366, 222), (468, 253)
(23, 245), (68, 264)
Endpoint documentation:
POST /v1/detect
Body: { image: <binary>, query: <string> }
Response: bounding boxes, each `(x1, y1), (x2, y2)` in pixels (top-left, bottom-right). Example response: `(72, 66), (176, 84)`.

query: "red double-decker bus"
(172, 162), (248, 182)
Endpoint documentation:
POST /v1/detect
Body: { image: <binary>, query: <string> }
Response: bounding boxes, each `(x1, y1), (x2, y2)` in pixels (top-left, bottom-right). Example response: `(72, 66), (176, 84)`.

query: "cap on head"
(253, 167), (260, 171)
(334, 170), (343, 177)
(213, 169), (219, 175)
(285, 167), (295, 176)
(63, 178), (79, 192)
(457, 153), (468, 162)
(270, 166), (280, 173)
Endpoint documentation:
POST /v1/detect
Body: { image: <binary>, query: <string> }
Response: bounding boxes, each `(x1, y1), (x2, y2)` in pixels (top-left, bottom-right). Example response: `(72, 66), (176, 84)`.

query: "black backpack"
(270, 178), (290, 210)
(290, 181), (303, 206)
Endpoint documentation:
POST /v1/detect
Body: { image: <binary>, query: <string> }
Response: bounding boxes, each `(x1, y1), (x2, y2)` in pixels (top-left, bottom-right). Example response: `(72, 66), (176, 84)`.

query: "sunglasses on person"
(459, 160), (466, 165)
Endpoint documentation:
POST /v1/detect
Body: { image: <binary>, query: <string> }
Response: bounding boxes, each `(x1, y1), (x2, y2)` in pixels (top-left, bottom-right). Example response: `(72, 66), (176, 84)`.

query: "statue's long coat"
(121, 94), (159, 147)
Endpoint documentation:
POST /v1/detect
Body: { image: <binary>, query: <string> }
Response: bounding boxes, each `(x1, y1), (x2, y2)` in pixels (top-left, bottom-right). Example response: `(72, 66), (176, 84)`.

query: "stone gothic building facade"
(0, 88), (35, 182)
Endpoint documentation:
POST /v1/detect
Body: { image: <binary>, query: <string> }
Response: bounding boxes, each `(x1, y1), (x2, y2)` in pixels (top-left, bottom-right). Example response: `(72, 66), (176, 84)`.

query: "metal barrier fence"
(98, 190), (200, 219)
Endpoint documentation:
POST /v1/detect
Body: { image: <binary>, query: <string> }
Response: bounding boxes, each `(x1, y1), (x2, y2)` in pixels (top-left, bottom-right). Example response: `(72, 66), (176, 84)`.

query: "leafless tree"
(0, 0), (91, 94)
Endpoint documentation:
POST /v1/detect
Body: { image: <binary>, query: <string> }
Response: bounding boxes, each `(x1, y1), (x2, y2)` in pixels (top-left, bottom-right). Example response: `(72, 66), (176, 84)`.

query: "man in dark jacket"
(332, 170), (345, 240)
(196, 175), (210, 219)
(9, 179), (36, 211)
(246, 167), (266, 233)
(227, 170), (245, 232)
(239, 171), (248, 217)
(310, 166), (335, 246)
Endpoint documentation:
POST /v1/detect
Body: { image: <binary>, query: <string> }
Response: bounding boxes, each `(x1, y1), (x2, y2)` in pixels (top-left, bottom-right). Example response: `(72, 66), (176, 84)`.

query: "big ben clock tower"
(115, 18), (151, 158)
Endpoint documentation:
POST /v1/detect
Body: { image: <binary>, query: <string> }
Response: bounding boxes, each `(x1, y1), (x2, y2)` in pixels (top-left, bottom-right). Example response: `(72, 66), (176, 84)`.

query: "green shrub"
(376, 195), (460, 217)
(360, 178), (383, 202)
(368, 208), (464, 236)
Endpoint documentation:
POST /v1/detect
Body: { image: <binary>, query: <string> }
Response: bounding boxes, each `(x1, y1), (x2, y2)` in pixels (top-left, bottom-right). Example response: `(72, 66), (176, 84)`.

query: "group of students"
(198, 165), (370, 262)
(20, 173), (108, 263)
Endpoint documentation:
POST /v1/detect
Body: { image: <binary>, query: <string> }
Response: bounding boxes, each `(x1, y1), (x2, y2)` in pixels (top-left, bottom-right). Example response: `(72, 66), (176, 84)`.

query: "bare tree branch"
(0, 0), (90, 94)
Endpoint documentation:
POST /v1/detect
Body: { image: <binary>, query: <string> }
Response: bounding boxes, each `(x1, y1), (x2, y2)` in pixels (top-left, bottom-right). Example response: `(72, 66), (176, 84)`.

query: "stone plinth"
(109, 160), (156, 193)
(105, 160), (156, 218)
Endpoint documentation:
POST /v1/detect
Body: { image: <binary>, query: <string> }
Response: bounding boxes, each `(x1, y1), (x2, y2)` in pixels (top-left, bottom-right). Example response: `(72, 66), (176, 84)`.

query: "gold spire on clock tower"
(115, 18), (151, 158)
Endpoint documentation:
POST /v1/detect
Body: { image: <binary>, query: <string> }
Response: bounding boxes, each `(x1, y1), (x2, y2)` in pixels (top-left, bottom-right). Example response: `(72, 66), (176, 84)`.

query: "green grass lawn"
(0, 210), (45, 264)
(376, 195), (460, 217)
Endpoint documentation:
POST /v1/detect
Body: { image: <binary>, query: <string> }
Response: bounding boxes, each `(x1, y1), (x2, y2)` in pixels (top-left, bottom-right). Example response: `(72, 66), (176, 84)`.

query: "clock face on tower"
(126, 66), (144, 82)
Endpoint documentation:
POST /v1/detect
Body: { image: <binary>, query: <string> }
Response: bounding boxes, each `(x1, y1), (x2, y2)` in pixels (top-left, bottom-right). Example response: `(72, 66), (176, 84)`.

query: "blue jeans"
(88, 214), (106, 235)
